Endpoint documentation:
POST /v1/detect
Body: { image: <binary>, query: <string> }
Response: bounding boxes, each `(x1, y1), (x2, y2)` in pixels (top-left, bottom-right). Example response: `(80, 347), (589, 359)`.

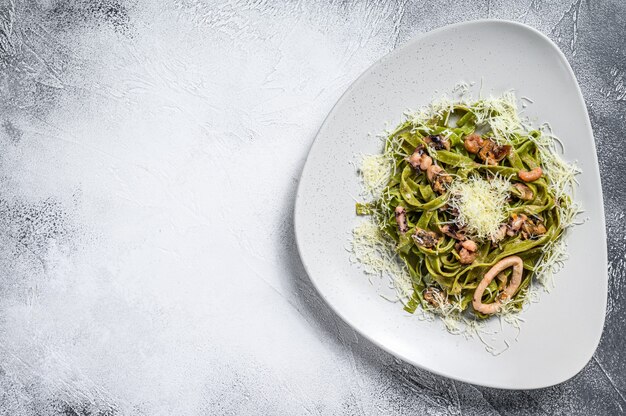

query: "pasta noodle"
(356, 93), (579, 320)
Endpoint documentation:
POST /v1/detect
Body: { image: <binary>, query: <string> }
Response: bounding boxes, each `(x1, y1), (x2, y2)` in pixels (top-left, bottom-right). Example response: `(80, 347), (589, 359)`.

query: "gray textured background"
(0, 1), (624, 415)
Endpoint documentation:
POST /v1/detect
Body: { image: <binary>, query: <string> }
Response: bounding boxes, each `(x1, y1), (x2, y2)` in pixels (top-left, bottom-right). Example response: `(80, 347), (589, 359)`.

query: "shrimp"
(464, 134), (511, 165)
(463, 133), (484, 154)
(461, 239), (478, 251)
(440, 223), (467, 240)
(413, 228), (439, 248)
(518, 167), (542, 182)
(521, 217), (547, 240)
(457, 239), (478, 264)
(491, 224), (508, 244)
(407, 145), (432, 171)
(423, 287), (448, 308)
(477, 141), (511, 165)
(505, 213), (546, 240)
(426, 164), (452, 194)
(507, 213), (528, 236)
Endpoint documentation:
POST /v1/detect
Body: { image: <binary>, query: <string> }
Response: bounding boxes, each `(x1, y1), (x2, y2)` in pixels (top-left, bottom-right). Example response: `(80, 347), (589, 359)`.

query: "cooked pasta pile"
(354, 92), (579, 320)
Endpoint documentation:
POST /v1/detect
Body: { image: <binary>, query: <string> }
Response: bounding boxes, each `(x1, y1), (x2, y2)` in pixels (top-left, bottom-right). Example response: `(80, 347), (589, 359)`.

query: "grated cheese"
(348, 219), (413, 300)
(447, 175), (511, 241)
(471, 91), (524, 144)
(405, 95), (455, 126)
(532, 238), (570, 290)
(530, 125), (583, 228)
(404, 90), (525, 144)
(350, 87), (583, 353)
(358, 154), (393, 198)
(452, 81), (471, 95)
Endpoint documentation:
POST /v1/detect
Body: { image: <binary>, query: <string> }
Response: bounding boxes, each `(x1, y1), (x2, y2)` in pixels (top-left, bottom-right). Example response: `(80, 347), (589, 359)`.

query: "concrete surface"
(0, 1), (624, 415)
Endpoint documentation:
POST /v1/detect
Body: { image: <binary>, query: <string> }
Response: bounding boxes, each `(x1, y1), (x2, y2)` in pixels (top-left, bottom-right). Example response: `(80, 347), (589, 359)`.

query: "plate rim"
(294, 18), (608, 389)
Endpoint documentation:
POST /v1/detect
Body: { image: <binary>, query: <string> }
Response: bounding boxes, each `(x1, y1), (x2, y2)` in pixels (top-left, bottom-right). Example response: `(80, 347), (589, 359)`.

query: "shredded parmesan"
(405, 95), (455, 127)
(533, 238), (570, 290)
(359, 154), (393, 198)
(350, 86), (583, 353)
(405, 90), (525, 144)
(530, 125), (583, 228)
(471, 91), (523, 143)
(348, 220), (413, 300)
(447, 175), (511, 241)
(452, 81), (470, 95)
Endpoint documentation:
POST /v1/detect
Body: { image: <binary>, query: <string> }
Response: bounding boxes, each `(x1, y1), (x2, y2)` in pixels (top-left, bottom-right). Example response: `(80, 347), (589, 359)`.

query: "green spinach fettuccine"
(355, 92), (579, 320)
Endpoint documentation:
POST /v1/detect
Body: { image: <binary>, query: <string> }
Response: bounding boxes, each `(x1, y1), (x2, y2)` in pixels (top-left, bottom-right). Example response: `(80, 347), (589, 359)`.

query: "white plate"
(294, 20), (607, 389)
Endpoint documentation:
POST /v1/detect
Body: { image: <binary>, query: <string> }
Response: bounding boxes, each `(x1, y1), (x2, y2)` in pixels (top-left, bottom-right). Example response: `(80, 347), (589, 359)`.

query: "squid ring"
(472, 256), (524, 315)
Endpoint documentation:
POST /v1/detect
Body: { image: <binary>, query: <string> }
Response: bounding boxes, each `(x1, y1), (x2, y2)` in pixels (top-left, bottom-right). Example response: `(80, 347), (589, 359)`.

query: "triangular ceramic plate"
(294, 20), (607, 389)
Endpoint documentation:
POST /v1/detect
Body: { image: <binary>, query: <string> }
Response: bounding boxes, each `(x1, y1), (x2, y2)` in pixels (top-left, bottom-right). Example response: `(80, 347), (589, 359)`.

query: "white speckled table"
(0, 1), (624, 415)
